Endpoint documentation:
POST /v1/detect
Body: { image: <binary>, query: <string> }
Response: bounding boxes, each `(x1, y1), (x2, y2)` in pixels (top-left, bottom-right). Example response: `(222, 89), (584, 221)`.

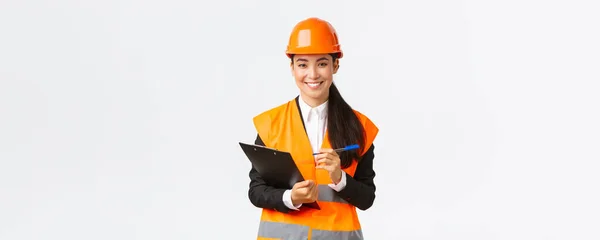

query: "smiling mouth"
(305, 81), (323, 89)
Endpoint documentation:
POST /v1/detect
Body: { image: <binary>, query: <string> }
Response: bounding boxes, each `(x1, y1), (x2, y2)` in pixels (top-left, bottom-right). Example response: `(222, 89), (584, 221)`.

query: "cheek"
(292, 70), (305, 81)
(319, 68), (333, 79)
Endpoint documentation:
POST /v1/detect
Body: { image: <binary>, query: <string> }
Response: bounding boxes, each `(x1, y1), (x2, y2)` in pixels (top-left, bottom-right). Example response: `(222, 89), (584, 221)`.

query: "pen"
(313, 144), (360, 155)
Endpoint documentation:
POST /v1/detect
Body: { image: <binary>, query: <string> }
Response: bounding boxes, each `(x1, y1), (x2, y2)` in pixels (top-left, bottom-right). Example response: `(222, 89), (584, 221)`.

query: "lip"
(304, 81), (324, 90)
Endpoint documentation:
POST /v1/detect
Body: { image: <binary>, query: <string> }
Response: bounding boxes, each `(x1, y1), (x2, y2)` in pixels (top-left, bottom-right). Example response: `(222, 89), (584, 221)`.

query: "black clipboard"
(239, 142), (320, 210)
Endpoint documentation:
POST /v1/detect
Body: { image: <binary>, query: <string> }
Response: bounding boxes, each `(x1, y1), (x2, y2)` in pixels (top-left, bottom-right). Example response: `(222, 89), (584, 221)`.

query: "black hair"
(290, 53), (366, 168)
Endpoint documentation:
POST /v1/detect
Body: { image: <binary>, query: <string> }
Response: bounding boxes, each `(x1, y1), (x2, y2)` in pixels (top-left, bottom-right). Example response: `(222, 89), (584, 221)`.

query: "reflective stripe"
(317, 184), (349, 204)
(258, 221), (363, 240)
(258, 221), (309, 240)
(312, 229), (363, 240)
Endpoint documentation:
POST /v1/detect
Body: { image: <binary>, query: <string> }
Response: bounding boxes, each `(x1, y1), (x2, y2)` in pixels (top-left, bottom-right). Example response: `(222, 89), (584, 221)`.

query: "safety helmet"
(286, 17), (343, 59)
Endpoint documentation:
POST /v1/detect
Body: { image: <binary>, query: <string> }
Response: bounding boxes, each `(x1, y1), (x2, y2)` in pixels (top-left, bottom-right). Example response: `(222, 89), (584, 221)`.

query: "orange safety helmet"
(286, 17), (343, 59)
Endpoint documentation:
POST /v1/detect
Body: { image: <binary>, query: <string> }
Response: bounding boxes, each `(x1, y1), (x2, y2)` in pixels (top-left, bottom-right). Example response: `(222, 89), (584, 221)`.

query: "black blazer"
(247, 98), (377, 213)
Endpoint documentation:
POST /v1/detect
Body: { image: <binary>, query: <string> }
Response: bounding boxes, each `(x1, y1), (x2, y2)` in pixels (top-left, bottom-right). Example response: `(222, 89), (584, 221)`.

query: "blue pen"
(313, 144), (360, 155)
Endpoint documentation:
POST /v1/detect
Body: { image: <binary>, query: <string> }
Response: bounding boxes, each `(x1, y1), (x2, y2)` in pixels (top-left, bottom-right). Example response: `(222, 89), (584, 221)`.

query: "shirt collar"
(298, 95), (328, 121)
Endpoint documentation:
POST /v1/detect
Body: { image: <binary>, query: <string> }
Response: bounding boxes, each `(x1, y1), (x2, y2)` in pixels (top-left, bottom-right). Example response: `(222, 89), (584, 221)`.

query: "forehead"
(293, 54), (332, 61)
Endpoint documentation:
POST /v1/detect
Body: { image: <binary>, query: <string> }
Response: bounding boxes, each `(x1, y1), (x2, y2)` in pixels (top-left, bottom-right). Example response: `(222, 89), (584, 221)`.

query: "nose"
(307, 66), (319, 80)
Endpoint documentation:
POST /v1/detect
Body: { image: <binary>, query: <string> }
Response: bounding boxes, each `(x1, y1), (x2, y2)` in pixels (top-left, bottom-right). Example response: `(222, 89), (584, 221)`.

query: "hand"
(315, 148), (343, 184)
(291, 180), (318, 206)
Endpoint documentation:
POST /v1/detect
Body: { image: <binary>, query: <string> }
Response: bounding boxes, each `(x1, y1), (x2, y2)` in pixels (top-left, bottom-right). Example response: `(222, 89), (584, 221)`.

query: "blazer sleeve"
(335, 144), (377, 211)
(247, 134), (292, 213)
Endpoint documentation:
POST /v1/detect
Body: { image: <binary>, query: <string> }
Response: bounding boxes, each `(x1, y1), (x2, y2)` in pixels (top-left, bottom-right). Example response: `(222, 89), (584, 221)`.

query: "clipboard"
(239, 142), (320, 210)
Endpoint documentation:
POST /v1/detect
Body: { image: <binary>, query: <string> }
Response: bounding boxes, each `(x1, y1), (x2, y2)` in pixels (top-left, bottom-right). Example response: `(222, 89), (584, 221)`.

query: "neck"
(300, 93), (328, 108)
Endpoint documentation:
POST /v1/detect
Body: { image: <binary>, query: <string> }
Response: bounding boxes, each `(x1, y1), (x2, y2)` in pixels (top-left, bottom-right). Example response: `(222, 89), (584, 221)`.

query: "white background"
(1, 0), (599, 239)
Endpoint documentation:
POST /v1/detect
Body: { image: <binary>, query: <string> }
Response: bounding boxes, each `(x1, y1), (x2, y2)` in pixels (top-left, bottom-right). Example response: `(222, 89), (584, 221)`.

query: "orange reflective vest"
(252, 98), (379, 240)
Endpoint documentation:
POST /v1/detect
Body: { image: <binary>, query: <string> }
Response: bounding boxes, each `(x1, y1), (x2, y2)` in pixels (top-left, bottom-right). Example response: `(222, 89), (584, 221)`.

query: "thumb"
(305, 180), (315, 187)
(298, 180), (311, 187)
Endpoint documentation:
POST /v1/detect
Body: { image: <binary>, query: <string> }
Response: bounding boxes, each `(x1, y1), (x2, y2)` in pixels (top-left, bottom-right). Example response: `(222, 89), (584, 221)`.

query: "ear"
(290, 61), (294, 76)
(333, 59), (340, 74)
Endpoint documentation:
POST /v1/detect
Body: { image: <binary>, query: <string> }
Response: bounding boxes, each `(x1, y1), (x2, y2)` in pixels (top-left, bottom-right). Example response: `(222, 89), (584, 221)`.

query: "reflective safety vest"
(252, 98), (379, 240)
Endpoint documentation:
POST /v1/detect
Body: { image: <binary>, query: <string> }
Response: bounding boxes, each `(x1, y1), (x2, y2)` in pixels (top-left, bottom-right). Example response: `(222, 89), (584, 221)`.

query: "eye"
(318, 62), (328, 67)
(297, 63), (307, 68)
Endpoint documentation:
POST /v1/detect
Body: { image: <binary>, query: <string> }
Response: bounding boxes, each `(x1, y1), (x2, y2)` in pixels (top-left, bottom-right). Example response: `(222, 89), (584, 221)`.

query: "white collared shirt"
(298, 95), (328, 154)
(282, 95), (347, 210)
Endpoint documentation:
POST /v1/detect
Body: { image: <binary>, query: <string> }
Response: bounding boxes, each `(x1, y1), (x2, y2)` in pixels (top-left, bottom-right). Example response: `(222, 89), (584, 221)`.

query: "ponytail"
(327, 82), (366, 168)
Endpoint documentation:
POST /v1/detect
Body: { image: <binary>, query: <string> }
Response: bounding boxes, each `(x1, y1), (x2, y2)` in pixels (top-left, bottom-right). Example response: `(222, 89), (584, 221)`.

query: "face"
(291, 54), (339, 107)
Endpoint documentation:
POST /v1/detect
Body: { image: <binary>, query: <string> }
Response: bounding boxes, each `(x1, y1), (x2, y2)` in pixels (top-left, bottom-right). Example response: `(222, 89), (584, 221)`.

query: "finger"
(316, 165), (334, 172)
(316, 154), (334, 161)
(301, 189), (309, 197)
(319, 156), (339, 166)
(306, 180), (315, 187)
(319, 151), (336, 157)
(322, 149), (338, 157)
(319, 148), (335, 153)
(297, 180), (310, 188)
(307, 184), (316, 195)
(305, 182), (315, 192)
(314, 153), (329, 161)
(315, 161), (328, 169)
(316, 158), (334, 166)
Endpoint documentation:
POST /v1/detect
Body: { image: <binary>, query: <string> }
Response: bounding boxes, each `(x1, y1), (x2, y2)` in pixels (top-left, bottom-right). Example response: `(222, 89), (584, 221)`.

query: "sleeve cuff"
(328, 171), (347, 192)
(282, 189), (301, 210)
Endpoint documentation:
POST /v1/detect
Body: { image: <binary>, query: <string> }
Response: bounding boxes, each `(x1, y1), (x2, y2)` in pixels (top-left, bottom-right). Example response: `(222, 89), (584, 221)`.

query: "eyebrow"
(295, 57), (330, 62)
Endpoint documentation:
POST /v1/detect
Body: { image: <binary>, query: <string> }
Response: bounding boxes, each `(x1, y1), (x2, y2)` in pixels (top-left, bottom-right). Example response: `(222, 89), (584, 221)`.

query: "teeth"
(307, 82), (321, 87)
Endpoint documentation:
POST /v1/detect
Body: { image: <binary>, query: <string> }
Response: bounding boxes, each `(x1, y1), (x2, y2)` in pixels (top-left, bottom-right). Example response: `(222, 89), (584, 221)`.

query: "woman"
(247, 17), (379, 240)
